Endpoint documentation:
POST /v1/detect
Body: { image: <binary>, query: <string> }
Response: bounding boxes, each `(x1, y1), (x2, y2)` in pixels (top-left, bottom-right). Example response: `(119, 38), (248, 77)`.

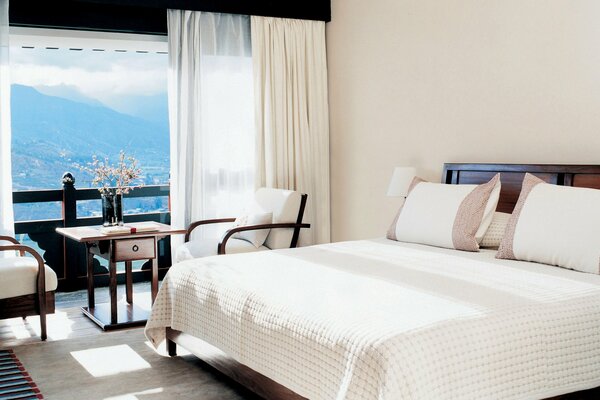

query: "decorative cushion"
(0, 257), (58, 300)
(480, 212), (511, 249)
(232, 212), (273, 247)
(255, 188), (303, 250)
(497, 173), (600, 274)
(175, 238), (269, 263)
(387, 174), (501, 251)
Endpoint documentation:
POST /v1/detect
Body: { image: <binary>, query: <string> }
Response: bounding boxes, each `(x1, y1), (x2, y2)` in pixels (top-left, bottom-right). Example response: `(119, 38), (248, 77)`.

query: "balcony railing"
(13, 174), (172, 291)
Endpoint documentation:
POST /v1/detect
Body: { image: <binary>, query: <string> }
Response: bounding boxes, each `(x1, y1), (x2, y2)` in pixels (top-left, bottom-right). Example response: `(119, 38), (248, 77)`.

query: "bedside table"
(56, 223), (185, 330)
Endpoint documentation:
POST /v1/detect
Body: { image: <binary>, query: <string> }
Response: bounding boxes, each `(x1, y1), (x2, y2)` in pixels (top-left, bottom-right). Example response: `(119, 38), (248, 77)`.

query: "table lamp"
(386, 167), (417, 197)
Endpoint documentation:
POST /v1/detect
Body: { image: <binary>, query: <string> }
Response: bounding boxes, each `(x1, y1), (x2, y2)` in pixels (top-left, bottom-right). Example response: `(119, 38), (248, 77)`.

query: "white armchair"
(0, 235), (57, 341)
(175, 188), (310, 262)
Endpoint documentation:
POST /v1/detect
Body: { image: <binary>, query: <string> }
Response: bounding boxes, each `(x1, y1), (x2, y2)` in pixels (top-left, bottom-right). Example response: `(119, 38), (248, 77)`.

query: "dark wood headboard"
(443, 163), (600, 213)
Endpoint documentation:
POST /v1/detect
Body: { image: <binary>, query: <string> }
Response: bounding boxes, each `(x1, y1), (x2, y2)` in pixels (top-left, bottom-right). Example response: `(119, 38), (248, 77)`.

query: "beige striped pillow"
(497, 173), (600, 274)
(387, 174), (501, 251)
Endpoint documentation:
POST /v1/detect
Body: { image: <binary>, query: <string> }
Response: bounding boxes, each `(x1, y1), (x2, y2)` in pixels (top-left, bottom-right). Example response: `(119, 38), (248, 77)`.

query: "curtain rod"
(9, 1), (331, 35)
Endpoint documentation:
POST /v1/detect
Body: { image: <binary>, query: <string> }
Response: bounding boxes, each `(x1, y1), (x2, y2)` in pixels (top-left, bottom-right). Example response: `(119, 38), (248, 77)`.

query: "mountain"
(34, 84), (169, 127)
(10, 84), (170, 191)
(34, 84), (105, 108)
(107, 93), (169, 126)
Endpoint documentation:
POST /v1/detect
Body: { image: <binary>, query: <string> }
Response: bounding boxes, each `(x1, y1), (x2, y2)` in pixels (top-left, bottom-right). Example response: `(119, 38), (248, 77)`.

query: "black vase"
(101, 193), (124, 226)
(114, 194), (123, 225)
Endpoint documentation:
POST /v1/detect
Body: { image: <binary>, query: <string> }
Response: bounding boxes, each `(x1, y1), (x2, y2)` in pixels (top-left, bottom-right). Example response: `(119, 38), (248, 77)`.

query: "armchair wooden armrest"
(185, 218), (237, 242)
(218, 223), (311, 255)
(0, 235), (25, 255)
(0, 235), (19, 244)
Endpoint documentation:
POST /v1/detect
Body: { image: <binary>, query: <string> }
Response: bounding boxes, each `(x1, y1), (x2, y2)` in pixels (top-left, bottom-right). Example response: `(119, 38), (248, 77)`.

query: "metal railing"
(13, 174), (172, 291)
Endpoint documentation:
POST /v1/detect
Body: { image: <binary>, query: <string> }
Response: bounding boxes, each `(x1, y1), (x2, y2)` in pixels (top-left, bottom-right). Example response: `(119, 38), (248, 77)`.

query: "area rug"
(11, 330), (260, 400)
(0, 349), (43, 400)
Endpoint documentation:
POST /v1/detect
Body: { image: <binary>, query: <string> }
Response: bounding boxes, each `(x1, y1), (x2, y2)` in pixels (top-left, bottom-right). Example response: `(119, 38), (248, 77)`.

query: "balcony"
(13, 173), (172, 292)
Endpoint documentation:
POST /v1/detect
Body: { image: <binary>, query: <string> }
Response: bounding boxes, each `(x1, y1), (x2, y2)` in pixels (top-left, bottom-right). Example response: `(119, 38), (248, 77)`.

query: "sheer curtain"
(167, 11), (255, 251)
(251, 16), (330, 245)
(0, 0), (14, 240)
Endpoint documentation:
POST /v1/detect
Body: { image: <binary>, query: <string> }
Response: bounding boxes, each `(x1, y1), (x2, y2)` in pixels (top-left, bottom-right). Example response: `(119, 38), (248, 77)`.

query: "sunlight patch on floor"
(46, 310), (75, 340)
(144, 340), (191, 357)
(5, 310), (74, 340)
(129, 293), (152, 312)
(71, 344), (151, 377)
(104, 387), (164, 400)
(9, 321), (32, 339)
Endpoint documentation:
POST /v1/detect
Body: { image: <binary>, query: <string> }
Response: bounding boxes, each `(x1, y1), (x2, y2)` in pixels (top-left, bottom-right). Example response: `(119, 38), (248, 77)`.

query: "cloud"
(9, 47), (167, 106)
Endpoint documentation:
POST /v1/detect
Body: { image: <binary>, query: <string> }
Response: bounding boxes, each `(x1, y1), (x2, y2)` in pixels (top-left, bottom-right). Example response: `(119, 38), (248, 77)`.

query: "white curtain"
(0, 0), (14, 240)
(251, 16), (331, 245)
(167, 11), (255, 251)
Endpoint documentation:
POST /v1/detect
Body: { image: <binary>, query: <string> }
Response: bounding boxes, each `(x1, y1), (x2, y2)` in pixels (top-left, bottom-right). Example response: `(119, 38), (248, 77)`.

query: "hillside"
(10, 84), (169, 191)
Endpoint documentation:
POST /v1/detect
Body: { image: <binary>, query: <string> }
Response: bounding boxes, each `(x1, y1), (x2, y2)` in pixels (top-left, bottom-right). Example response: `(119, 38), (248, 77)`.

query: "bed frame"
(167, 163), (600, 400)
(443, 163), (600, 212)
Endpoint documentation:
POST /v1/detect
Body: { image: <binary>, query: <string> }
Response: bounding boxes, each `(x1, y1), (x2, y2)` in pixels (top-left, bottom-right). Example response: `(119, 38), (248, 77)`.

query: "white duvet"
(145, 239), (600, 400)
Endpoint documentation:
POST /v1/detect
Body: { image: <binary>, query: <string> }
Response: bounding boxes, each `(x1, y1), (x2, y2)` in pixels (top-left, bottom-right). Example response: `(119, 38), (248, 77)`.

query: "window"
(10, 28), (169, 221)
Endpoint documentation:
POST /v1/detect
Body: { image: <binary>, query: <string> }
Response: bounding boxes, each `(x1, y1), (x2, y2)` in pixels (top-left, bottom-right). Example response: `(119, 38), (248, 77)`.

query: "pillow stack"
(387, 174), (501, 252)
(386, 170), (600, 274)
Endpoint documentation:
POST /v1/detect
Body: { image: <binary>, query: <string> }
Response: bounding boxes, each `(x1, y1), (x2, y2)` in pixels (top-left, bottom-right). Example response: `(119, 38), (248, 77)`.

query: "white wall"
(326, 0), (600, 241)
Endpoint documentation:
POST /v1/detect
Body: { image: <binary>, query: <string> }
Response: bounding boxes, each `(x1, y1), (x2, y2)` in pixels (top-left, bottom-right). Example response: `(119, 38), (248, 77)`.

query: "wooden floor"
(0, 282), (153, 348)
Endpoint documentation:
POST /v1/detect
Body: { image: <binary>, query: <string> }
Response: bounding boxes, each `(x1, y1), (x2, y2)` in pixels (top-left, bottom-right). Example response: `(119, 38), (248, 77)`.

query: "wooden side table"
(57, 223), (185, 330)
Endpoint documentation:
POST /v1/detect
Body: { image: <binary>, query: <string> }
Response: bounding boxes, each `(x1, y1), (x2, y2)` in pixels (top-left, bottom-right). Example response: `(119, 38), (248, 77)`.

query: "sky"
(9, 46), (168, 112)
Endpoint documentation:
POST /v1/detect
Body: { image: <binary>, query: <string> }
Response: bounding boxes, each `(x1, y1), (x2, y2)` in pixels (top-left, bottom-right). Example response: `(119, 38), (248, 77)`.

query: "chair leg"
(38, 290), (47, 341)
(40, 312), (47, 341)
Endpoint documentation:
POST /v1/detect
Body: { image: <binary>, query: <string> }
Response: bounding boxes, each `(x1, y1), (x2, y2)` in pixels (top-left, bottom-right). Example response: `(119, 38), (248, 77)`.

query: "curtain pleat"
(167, 10), (255, 255)
(0, 0), (14, 241)
(251, 16), (330, 245)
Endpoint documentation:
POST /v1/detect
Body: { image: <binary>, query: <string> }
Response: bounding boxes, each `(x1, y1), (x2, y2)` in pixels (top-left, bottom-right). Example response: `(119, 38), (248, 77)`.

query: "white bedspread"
(145, 239), (600, 400)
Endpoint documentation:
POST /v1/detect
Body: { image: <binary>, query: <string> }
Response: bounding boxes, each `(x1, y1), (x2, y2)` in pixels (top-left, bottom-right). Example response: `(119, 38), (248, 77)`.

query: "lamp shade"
(386, 167), (417, 197)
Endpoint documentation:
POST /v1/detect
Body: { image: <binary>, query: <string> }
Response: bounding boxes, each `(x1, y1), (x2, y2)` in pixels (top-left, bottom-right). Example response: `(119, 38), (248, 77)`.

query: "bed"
(145, 163), (600, 400)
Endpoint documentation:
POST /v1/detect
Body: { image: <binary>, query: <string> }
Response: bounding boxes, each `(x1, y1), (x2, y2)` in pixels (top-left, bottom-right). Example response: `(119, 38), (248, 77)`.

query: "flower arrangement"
(75, 151), (142, 226)
(76, 151), (142, 195)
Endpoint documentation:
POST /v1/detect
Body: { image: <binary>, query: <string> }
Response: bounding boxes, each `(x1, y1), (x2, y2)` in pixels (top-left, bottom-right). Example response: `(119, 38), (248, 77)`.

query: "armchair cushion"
(255, 188), (303, 250)
(176, 238), (269, 263)
(0, 257), (58, 300)
(232, 212), (273, 247)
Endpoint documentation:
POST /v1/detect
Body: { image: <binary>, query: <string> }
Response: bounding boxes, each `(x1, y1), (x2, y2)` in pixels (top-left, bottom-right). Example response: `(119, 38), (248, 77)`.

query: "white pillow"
(387, 174), (501, 252)
(232, 212), (273, 248)
(480, 212), (511, 249)
(497, 173), (600, 274)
